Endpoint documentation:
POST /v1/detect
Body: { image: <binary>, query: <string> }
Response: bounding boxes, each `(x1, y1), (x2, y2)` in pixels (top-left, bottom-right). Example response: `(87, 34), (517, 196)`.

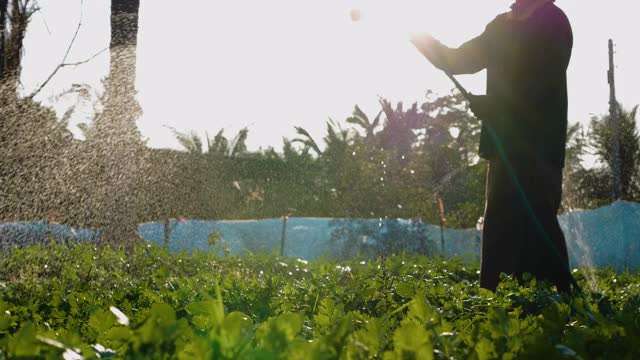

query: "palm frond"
(229, 128), (249, 158)
(167, 126), (203, 154)
(293, 126), (322, 155)
(209, 129), (229, 156)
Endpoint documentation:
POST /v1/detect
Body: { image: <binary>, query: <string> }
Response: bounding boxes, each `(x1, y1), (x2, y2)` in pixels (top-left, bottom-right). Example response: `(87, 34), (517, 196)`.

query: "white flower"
(109, 306), (130, 326)
(36, 335), (65, 349)
(296, 258), (308, 265)
(92, 344), (117, 358)
(63, 348), (84, 360)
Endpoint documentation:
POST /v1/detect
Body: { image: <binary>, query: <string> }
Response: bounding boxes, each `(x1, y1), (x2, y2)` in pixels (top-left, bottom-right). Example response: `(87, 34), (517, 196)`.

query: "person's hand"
(410, 33), (448, 71)
(468, 94), (495, 120)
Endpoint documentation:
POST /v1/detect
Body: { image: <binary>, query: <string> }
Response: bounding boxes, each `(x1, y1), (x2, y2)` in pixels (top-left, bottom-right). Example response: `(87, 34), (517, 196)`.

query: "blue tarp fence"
(1, 201), (639, 271)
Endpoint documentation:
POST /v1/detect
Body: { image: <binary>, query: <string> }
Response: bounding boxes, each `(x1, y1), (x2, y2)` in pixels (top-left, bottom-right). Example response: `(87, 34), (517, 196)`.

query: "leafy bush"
(0, 243), (638, 359)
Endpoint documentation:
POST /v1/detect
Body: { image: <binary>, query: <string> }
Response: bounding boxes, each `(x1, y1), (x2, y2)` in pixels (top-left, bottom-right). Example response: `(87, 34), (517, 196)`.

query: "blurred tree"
(0, 98), (75, 222)
(0, 1), (81, 224)
(169, 127), (250, 158)
(589, 104), (640, 201)
(379, 99), (423, 163)
(418, 93), (485, 228)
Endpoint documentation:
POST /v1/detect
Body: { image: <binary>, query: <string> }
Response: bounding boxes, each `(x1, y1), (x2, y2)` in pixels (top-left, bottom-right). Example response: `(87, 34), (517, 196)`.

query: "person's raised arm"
(411, 28), (489, 75)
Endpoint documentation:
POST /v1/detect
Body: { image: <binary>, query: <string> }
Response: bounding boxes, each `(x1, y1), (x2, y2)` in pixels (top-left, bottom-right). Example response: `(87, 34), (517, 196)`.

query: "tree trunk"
(0, 0), (29, 94)
(86, 0), (144, 244)
(3, 0), (28, 92)
(0, 0), (8, 80)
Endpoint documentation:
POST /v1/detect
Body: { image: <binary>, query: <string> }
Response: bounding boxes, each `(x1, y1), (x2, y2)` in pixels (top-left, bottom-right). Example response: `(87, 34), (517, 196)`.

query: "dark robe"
(440, 2), (574, 290)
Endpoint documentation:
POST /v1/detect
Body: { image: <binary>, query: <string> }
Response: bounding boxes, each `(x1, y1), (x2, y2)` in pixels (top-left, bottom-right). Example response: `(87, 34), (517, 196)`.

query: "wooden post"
(164, 219), (170, 250)
(608, 39), (623, 200)
(437, 196), (446, 258)
(280, 215), (288, 257)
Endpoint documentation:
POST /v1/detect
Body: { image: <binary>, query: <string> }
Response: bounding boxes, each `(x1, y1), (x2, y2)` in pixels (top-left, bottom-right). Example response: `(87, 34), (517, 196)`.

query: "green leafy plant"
(0, 243), (638, 359)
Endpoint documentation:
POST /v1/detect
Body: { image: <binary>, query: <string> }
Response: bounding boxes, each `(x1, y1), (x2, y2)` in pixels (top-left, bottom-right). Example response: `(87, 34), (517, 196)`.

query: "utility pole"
(608, 39), (623, 200)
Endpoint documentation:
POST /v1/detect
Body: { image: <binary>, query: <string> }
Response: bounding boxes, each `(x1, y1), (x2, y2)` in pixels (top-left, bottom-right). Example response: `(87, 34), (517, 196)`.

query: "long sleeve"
(439, 28), (491, 75)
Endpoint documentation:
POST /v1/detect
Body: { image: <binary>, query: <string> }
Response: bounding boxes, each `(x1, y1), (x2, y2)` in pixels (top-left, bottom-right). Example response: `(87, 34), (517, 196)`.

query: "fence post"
(164, 219), (170, 250)
(280, 215), (288, 257)
(437, 196), (446, 258)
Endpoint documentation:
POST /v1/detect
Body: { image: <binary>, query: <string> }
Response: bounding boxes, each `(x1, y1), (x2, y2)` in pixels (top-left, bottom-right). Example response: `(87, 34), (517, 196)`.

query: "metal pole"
(608, 39), (622, 200)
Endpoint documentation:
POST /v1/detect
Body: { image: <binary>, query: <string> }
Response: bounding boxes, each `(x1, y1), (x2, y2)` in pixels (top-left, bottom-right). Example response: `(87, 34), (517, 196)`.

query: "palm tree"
(81, 0), (143, 244)
(346, 105), (382, 144)
(108, 0), (140, 94)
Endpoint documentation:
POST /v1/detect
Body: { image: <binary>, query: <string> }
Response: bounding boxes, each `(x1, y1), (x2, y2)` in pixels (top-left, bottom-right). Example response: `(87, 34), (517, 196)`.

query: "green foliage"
(154, 93), (487, 227)
(0, 243), (639, 359)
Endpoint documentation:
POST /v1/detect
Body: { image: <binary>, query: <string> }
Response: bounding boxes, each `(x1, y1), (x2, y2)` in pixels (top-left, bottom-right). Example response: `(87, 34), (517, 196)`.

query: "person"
(411, 0), (574, 291)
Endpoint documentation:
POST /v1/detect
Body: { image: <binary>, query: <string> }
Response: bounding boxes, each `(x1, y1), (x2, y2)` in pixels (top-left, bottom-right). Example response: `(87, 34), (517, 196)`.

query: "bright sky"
(19, 0), (640, 153)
